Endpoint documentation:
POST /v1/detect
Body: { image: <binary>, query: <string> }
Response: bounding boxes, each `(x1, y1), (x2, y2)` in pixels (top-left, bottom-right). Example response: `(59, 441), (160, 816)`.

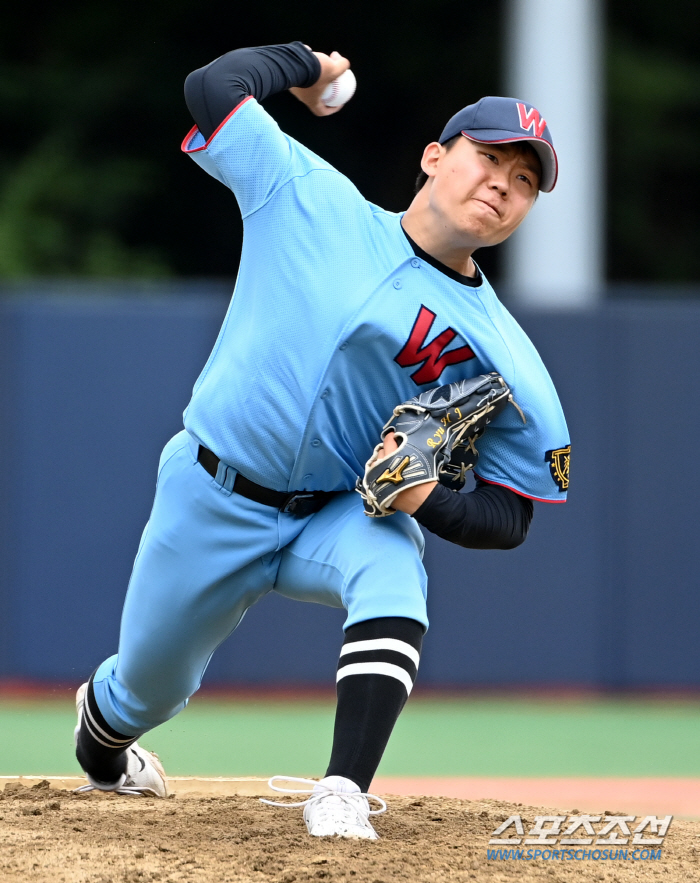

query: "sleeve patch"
(545, 445), (571, 492)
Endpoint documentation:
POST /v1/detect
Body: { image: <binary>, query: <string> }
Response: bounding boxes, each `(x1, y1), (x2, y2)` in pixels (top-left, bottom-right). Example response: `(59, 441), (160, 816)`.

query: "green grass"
(2, 696), (700, 778)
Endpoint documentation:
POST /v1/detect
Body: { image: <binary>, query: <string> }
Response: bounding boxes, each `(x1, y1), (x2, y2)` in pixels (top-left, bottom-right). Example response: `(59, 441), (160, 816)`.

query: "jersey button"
(411, 259), (420, 268)
(311, 439), (321, 447)
(339, 342), (348, 351)
(303, 474), (313, 483)
(321, 388), (330, 399)
(393, 279), (402, 289)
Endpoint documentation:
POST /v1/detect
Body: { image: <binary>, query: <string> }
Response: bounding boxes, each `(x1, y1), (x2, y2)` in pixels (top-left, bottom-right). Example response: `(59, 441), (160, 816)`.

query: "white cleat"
(261, 775), (386, 840)
(303, 776), (380, 839)
(74, 682), (168, 798)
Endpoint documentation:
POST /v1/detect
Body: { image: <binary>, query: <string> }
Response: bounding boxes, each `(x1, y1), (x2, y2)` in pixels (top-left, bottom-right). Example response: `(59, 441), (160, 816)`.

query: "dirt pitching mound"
(1, 780), (696, 882)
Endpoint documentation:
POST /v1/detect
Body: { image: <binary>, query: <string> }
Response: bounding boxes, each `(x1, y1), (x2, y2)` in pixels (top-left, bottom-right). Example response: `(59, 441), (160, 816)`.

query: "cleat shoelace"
(73, 781), (161, 797)
(260, 775), (387, 819)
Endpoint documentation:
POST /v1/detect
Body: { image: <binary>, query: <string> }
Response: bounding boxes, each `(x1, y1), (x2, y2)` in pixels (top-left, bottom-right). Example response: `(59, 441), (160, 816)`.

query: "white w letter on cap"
(517, 103), (547, 138)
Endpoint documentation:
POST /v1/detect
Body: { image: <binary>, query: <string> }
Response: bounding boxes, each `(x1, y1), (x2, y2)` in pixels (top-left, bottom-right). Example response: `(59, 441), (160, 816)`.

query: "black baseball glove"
(356, 373), (525, 517)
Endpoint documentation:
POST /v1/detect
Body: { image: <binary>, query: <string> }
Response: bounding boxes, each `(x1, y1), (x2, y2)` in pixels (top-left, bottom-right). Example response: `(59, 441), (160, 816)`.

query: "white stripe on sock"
(83, 714), (128, 750)
(339, 638), (420, 669)
(84, 702), (135, 748)
(336, 661), (414, 695)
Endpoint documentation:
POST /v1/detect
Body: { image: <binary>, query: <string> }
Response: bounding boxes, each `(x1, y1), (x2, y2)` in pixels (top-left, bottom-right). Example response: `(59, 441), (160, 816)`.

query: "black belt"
(197, 445), (339, 517)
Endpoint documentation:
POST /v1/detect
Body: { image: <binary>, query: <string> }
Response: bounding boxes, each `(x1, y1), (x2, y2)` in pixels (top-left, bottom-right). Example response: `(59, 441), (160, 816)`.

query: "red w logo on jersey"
(517, 103), (547, 139)
(395, 305), (475, 385)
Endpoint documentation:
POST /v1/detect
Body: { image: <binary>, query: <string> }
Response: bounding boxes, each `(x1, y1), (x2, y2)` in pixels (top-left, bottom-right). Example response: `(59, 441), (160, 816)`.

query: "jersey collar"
(400, 223), (483, 288)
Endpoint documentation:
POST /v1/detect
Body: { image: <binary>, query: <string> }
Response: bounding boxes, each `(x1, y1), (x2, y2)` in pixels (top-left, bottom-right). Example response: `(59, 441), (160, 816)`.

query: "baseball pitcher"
(74, 42), (570, 839)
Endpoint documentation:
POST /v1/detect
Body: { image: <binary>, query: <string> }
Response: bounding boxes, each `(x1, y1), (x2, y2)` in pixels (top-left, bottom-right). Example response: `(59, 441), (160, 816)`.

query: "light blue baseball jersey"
(182, 97), (570, 503)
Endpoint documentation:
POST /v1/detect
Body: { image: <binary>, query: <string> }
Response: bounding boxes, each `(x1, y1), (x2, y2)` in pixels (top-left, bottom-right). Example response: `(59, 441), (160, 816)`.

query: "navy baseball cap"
(439, 96), (558, 192)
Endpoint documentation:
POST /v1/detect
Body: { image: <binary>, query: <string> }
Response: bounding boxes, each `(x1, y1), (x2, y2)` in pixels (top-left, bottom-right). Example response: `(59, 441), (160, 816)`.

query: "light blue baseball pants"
(92, 430), (428, 736)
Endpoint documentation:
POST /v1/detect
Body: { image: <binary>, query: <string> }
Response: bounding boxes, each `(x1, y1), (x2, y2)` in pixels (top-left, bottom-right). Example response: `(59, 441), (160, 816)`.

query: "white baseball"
(320, 69), (357, 108)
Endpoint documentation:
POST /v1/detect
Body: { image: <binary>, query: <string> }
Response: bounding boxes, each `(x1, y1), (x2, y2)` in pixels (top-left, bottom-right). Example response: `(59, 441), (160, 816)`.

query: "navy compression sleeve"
(413, 480), (534, 550)
(184, 42), (321, 139)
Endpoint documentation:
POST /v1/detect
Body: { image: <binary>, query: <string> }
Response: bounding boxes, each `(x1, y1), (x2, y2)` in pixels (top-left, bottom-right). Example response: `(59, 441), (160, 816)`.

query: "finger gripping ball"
(321, 69), (357, 107)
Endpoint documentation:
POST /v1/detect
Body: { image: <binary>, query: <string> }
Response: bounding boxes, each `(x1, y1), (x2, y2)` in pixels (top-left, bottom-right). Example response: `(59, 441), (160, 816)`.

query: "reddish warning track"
(373, 777), (700, 818)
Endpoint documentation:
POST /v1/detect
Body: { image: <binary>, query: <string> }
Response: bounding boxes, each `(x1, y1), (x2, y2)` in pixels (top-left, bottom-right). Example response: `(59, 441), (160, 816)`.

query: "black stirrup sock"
(75, 676), (135, 785)
(325, 616), (424, 794)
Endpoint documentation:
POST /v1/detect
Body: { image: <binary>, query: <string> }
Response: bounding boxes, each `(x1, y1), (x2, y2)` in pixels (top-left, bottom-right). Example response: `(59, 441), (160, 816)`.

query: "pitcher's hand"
(290, 50), (351, 116)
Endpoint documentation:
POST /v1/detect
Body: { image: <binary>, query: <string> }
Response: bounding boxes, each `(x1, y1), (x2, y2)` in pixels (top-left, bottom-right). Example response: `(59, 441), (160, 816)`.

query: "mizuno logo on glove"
(356, 373), (525, 517)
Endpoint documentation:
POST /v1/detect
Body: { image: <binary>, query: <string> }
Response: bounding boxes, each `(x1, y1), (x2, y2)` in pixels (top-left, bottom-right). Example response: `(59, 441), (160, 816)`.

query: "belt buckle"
(282, 492), (317, 517)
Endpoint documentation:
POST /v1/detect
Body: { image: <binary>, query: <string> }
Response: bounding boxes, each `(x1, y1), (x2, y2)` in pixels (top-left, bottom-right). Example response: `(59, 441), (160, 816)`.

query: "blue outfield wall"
(0, 287), (699, 689)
